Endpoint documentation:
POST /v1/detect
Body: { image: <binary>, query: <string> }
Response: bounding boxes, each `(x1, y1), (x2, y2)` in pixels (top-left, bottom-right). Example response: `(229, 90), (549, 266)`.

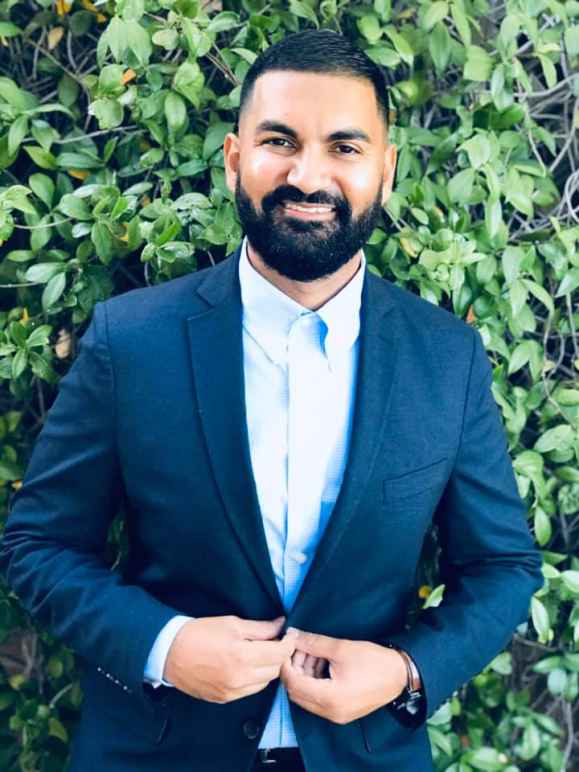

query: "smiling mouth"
(282, 203), (336, 219)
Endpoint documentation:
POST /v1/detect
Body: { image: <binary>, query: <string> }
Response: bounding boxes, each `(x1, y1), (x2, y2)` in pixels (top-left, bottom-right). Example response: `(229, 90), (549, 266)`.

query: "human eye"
(262, 137), (293, 148)
(334, 144), (360, 155)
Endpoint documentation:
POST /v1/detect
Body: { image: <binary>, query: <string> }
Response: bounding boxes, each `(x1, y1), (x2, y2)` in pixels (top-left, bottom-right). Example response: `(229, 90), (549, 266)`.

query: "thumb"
(289, 629), (340, 660)
(239, 616), (286, 640)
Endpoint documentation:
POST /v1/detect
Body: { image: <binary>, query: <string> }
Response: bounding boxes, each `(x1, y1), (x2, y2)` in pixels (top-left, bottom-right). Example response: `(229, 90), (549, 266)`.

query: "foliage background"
(0, 0), (577, 769)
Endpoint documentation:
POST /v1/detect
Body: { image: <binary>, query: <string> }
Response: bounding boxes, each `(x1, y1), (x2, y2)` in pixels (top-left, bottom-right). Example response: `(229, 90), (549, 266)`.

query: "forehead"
(241, 70), (383, 138)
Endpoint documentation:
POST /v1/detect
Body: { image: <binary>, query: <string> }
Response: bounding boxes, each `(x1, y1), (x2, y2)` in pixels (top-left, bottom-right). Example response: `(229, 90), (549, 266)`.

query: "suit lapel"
(185, 244), (401, 616)
(186, 245), (283, 610)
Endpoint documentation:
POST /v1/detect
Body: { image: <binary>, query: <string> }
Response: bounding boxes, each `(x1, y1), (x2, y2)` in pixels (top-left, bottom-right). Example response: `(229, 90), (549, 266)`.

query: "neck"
(245, 242), (363, 311)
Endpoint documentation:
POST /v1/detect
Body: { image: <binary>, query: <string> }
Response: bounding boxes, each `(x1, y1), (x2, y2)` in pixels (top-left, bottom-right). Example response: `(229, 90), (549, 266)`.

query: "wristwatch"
(384, 643), (423, 715)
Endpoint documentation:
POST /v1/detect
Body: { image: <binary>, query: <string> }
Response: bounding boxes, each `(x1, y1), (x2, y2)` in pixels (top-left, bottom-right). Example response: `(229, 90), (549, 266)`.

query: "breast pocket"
(383, 457), (448, 526)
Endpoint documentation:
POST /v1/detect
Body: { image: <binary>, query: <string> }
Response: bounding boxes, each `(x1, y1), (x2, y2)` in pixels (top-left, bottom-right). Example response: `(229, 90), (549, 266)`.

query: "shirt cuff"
(143, 615), (192, 688)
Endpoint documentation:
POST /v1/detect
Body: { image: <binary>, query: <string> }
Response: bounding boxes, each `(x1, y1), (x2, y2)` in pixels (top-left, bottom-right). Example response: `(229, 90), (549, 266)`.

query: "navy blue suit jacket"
(0, 244), (543, 771)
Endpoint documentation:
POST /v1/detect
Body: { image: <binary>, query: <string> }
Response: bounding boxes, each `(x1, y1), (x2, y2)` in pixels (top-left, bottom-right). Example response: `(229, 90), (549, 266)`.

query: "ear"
(381, 142), (397, 206)
(223, 132), (240, 195)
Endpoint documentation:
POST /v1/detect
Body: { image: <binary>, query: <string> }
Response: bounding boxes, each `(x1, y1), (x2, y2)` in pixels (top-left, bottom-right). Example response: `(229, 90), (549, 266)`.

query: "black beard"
(234, 176), (385, 282)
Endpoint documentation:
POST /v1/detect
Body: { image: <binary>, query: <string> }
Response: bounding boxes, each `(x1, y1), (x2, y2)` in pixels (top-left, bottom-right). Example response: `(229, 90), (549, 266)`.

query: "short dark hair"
(238, 29), (390, 132)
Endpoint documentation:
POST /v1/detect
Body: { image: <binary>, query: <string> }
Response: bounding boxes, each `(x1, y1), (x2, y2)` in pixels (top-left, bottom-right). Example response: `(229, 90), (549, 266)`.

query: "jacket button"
(242, 720), (261, 740)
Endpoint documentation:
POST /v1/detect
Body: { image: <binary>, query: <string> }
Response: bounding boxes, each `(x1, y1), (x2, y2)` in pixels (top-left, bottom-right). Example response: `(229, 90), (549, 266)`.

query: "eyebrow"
(255, 120), (372, 144)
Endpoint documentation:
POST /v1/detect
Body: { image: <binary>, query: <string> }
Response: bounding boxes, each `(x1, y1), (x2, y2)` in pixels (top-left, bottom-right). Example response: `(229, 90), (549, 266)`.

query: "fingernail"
(286, 627), (300, 636)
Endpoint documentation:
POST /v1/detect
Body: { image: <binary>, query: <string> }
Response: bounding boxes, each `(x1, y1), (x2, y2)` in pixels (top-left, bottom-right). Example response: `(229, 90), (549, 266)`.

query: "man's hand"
(164, 615), (298, 703)
(280, 629), (408, 724)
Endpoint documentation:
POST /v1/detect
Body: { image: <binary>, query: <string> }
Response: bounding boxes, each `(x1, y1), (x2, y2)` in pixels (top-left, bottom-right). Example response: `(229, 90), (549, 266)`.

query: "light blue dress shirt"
(144, 236), (365, 748)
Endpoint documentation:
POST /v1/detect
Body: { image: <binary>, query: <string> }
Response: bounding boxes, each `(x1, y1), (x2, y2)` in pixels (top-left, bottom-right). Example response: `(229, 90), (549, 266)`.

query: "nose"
(285, 146), (332, 196)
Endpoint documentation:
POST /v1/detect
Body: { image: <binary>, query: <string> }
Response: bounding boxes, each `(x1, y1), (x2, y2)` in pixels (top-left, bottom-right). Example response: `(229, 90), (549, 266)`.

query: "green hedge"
(0, 0), (578, 769)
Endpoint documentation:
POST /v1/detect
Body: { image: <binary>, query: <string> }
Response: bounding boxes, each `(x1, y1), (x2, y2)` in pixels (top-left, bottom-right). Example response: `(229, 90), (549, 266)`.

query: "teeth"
(285, 204), (333, 214)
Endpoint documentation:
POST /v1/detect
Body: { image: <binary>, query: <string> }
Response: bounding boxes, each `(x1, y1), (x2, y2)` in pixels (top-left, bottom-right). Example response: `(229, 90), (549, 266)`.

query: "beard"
(234, 175), (385, 282)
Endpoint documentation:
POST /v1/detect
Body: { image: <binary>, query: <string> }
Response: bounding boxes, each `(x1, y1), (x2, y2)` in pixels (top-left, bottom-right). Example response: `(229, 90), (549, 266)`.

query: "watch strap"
(384, 642), (423, 713)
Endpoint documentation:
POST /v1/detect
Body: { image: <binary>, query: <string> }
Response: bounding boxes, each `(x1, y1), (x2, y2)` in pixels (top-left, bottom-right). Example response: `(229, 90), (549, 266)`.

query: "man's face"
(223, 71), (397, 282)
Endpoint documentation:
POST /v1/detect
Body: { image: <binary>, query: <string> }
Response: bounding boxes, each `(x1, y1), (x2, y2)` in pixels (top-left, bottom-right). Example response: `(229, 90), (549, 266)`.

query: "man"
(0, 29), (543, 772)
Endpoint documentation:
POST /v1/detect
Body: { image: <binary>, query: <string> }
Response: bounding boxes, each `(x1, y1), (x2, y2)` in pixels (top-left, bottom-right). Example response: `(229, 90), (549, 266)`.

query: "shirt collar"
(239, 235), (365, 371)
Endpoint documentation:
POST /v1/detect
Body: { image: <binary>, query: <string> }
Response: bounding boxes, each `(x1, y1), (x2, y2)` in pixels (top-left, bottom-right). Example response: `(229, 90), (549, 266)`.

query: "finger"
(289, 629), (341, 660)
(281, 660), (335, 705)
(238, 616), (286, 640)
(291, 649), (307, 673)
(240, 634), (298, 667)
(247, 663), (285, 682)
(303, 654), (318, 678)
(314, 658), (328, 678)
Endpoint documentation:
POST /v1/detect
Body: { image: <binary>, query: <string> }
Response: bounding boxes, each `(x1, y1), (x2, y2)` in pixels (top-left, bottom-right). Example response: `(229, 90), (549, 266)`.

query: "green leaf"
(429, 23), (451, 73)
(91, 221), (114, 263)
(358, 13), (382, 44)
(165, 92), (188, 134)
(8, 115), (28, 157)
(460, 134), (491, 169)
(554, 389), (579, 406)
(531, 596), (550, 642)
(29, 173), (55, 209)
(48, 717), (68, 743)
(173, 61), (205, 108)
(448, 168), (474, 203)
(363, 45), (401, 69)
(464, 46), (493, 82)
(423, 1), (448, 31)
(523, 279), (554, 315)
(58, 194), (92, 221)
(288, 0), (319, 26)
(23, 145), (57, 170)
(0, 22), (23, 36)
(105, 16), (127, 61)
(384, 27), (413, 64)
(42, 272), (67, 310)
(537, 54), (557, 90)
(7, 250), (34, 262)
(11, 349), (27, 379)
(501, 246), (524, 285)
(560, 571), (579, 596)
(565, 25), (579, 57)
(534, 508), (552, 547)
(121, 0), (144, 21)
(509, 279), (528, 317)
(466, 746), (504, 771)
(423, 583), (445, 608)
(0, 77), (38, 111)
(534, 425), (574, 454)
(26, 325), (52, 347)
(58, 74), (80, 108)
(126, 20), (152, 66)
(24, 263), (64, 283)
(56, 151), (102, 170)
(202, 121), (234, 160)
(484, 196), (502, 239)
(508, 340), (533, 375)
(206, 11), (239, 34)
(505, 169), (534, 218)
(556, 267), (579, 297)
(90, 98), (124, 129)
(450, 1), (471, 46)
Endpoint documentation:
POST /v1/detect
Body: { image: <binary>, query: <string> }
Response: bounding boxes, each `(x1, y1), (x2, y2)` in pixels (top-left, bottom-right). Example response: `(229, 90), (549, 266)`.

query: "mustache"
(262, 186), (350, 216)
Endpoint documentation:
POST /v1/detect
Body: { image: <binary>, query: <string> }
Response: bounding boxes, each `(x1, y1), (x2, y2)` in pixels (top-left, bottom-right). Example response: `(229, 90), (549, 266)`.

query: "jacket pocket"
(383, 457), (448, 502)
(82, 666), (171, 747)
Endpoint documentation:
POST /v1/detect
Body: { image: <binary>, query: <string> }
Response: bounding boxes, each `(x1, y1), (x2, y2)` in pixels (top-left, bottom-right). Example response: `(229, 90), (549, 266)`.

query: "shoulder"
(369, 272), (476, 345)
(97, 256), (233, 338)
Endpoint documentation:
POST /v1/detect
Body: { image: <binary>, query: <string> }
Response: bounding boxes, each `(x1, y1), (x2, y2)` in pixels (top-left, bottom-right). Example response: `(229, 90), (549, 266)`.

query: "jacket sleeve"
(0, 301), (179, 699)
(383, 327), (544, 726)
